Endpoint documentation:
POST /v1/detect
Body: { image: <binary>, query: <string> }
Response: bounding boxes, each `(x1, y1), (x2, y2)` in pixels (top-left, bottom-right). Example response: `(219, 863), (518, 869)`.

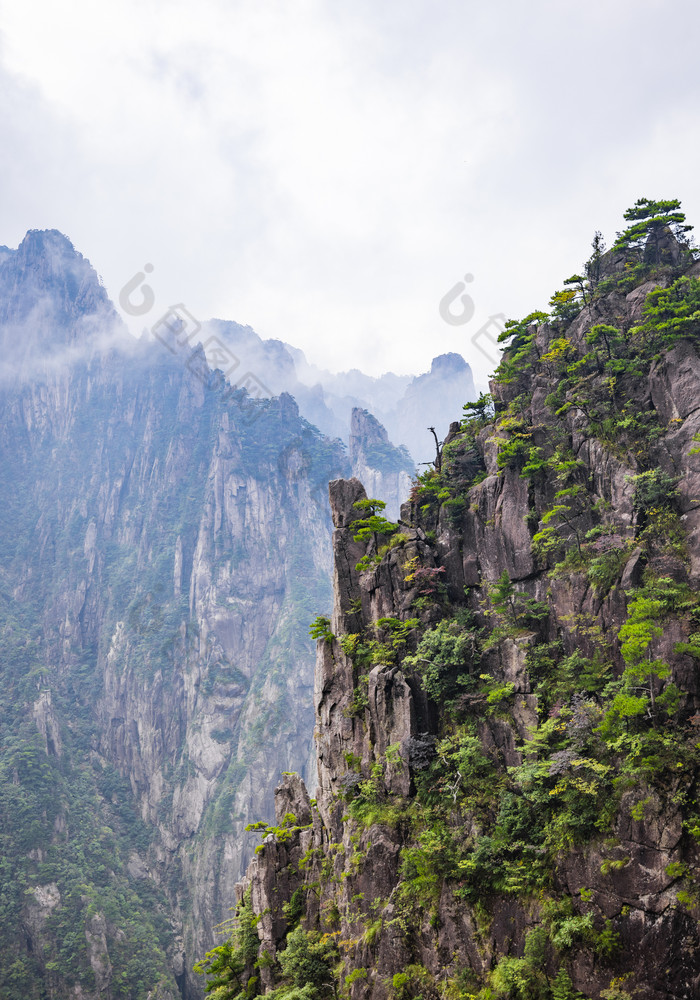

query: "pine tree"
(584, 230), (606, 286)
(613, 197), (692, 264)
(551, 967), (581, 1000)
(350, 498), (398, 547)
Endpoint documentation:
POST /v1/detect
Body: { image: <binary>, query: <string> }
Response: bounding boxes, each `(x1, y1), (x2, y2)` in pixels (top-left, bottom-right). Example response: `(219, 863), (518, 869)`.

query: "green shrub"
(309, 617), (334, 644)
(403, 613), (478, 704)
(629, 469), (679, 517)
(193, 891), (260, 999)
(275, 926), (338, 1000)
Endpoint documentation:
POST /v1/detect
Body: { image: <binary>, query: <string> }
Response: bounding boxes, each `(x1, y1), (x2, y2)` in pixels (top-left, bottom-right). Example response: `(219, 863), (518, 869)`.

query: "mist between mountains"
(119, 264), (271, 426)
(115, 257), (496, 538)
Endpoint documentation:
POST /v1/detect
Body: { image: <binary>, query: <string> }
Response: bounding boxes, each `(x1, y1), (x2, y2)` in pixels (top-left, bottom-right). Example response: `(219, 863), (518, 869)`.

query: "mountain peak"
(429, 352), (469, 375)
(0, 229), (115, 354)
(349, 406), (389, 450)
(19, 227), (77, 258)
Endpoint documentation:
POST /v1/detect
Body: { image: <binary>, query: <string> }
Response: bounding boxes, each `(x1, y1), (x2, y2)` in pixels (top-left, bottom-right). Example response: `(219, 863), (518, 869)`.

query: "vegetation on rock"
(198, 199), (700, 1000)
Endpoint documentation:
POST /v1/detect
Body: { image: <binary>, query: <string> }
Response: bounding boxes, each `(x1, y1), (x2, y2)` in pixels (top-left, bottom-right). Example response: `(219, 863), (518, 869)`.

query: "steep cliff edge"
(212, 205), (700, 1000)
(0, 231), (349, 1000)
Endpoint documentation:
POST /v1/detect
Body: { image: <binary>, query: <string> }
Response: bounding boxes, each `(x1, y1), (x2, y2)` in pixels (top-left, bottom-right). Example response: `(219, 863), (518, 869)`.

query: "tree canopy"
(613, 197), (693, 263)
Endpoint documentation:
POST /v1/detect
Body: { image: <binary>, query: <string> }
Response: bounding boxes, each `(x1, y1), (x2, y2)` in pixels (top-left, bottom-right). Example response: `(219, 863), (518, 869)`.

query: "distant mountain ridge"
(208, 323), (478, 465)
(0, 228), (479, 466)
(0, 229), (346, 999)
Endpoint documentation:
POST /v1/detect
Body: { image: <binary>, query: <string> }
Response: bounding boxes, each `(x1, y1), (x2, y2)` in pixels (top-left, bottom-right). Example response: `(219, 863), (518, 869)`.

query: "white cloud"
(1, 0), (700, 387)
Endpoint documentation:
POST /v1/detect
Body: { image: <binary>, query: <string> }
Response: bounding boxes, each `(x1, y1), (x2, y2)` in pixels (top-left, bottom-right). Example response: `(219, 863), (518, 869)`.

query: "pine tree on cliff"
(613, 197), (693, 263)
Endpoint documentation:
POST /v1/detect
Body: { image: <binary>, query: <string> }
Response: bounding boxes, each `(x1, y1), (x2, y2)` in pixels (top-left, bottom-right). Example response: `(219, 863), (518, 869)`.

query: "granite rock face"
(0, 231), (348, 999)
(235, 252), (700, 999)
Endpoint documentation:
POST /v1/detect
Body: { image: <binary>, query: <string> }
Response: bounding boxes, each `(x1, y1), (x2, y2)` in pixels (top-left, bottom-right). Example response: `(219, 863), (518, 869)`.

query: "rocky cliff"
(218, 207), (700, 1000)
(0, 231), (349, 999)
(348, 407), (414, 520)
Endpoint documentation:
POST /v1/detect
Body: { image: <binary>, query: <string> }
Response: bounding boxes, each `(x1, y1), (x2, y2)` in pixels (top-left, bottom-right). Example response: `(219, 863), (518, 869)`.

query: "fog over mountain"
(0, 227), (480, 998)
(205, 320), (478, 466)
(0, 230), (343, 998)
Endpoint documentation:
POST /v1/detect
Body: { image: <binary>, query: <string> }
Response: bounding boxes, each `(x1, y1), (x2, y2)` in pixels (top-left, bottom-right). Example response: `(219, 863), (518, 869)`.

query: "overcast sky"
(1, 0), (699, 384)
